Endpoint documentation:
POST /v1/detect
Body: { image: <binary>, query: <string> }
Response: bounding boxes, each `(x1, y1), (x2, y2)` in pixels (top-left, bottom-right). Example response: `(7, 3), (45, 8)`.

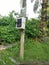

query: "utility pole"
(41, 0), (48, 41)
(20, 0), (26, 60)
(20, 0), (26, 17)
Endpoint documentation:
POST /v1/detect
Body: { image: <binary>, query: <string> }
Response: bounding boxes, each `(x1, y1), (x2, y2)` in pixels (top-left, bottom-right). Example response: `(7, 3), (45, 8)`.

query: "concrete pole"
(20, 30), (25, 60)
(20, 0), (26, 60)
(20, 0), (26, 17)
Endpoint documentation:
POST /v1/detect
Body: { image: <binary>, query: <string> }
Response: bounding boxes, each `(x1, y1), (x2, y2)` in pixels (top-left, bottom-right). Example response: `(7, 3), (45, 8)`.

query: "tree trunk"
(41, 0), (48, 41)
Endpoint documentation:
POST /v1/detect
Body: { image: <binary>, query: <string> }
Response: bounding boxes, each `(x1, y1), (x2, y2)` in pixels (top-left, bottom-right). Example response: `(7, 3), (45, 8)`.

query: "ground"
(0, 39), (49, 65)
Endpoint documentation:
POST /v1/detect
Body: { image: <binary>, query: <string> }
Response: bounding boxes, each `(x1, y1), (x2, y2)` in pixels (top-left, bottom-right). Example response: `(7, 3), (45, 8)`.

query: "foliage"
(25, 19), (41, 38)
(0, 10), (49, 44)
(0, 12), (20, 44)
(47, 20), (49, 36)
(0, 12), (41, 44)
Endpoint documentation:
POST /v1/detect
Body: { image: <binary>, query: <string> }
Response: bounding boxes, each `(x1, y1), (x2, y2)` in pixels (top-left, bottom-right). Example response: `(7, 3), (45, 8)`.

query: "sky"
(0, 0), (42, 19)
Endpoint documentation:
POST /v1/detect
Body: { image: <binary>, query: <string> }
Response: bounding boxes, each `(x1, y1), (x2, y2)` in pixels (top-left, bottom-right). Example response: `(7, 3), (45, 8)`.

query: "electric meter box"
(16, 17), (26, 29)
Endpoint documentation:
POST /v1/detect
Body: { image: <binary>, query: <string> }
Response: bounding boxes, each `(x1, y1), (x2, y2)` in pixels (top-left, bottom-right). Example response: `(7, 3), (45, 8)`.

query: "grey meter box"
(16, 17), (26, 29)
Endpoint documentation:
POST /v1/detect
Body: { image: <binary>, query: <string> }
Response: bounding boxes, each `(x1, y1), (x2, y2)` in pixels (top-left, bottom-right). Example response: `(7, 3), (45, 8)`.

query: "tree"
(32, 0), (48, 41)
(41, 0), (48, 41)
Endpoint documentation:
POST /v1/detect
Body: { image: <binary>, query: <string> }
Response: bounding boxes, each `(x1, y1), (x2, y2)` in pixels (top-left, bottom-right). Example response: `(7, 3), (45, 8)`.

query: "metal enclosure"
(16, 17), (26, 29)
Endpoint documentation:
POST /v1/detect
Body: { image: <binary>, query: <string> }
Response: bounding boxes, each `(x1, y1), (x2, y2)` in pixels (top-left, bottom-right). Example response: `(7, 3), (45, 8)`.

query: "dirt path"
(0, 43), (17, 50)
(0, 45), (6, 50)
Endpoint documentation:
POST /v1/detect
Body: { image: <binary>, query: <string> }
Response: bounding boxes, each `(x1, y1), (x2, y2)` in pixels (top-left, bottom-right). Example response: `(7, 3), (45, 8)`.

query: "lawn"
(0, 39), (49, 65)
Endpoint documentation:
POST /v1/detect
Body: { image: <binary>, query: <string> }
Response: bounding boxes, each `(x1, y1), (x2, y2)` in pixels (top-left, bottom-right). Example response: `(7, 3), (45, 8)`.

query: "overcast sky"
(0, 0), (41, 19)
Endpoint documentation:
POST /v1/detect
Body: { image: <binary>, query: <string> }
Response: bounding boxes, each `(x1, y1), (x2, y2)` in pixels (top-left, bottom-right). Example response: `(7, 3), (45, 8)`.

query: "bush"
(25, 19), (41, 38)
(0, 14), (42, 44)
(0, 15), (20, 44)
(0, 26), (20, 44)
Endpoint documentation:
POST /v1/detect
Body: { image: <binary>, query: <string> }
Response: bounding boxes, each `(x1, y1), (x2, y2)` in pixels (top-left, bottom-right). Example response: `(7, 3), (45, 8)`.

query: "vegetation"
(0, 12), (42, 44)
(0, 39), (49, 65)
(0, 13), (49, 44)
(25, 19), (41, 38)
(0, 12), (20, 44)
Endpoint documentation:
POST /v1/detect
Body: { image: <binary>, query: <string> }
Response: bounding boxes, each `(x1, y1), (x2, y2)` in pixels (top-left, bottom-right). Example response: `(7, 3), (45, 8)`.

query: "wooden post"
(20, 29), (25, 60)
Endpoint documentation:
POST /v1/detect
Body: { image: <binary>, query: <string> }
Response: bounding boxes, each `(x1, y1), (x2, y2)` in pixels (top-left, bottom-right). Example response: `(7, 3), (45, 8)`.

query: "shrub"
(0, 15), (20, 44)
(0, 15), (41, 44)
(25, 19), (41, 38)
(0, 27), (20, 44)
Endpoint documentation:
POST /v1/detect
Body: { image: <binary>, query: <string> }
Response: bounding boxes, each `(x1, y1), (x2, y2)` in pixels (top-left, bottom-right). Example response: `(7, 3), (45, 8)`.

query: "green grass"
(0, 39), (49, 65)
(24, 39), (49, 61)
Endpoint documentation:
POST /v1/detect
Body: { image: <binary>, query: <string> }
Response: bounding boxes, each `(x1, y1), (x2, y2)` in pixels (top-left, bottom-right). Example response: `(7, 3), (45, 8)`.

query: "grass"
(0, 39), (49, 65)
(24, 39), (49, 61)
